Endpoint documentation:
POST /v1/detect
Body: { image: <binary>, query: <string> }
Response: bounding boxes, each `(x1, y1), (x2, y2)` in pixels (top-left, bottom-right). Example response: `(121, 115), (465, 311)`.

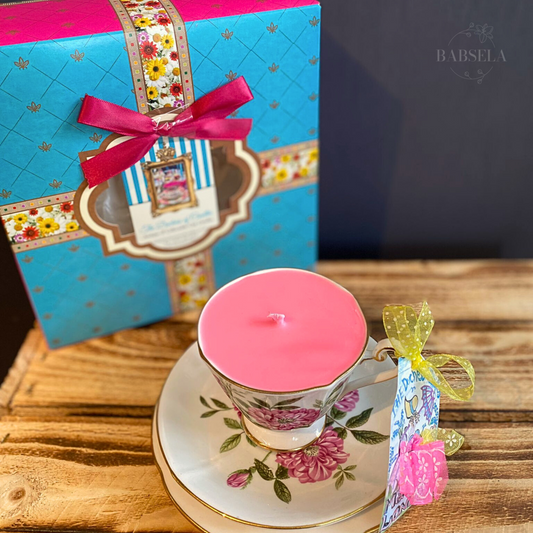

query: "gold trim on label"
(153, 402), (386, 530)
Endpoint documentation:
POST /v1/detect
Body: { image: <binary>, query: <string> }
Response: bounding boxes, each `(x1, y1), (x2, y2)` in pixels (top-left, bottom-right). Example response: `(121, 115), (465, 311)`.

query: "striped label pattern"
(122, 137), (214, 206)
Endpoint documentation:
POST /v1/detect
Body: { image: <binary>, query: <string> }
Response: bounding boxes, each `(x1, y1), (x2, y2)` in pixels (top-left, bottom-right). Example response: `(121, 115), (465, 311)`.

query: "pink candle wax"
(198, 269), (367, 392)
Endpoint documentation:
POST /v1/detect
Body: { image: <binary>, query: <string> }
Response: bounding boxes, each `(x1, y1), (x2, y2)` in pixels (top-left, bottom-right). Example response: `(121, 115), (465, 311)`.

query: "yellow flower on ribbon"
(383, 302), (475, 401)
(153, 33), (161, 42)
(146, 59), (166, 81)
(38, 218), (59, 236)
(45, 206), (54, 212)
(14, 223), (22, 231)
(134, 17), (151, 28)
(198, 274), (206, 284)
(195, 298), (207, 308)
(179, 274), (192, 286)
(180, 294), (191, 304)
(14, 213), (27, 224)
(147, 86), (159, 99)
(161, 33), (174, 49)
(66, 222), (79, 232)
(173, 67), (181, 76)
(300, 167), (309, 177)
(281, 154), (291, 163)
(275, 169), (288, 182)
(309, 148), (319, 162)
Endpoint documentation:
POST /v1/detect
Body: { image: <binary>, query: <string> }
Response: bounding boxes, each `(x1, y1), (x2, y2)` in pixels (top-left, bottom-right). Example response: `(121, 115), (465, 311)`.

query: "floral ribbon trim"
(383, 302), (475, 401)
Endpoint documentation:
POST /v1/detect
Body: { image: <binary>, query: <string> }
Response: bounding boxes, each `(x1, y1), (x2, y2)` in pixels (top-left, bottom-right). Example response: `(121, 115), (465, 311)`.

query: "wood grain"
(0, 418), (531, 533)
(2, 260), (533, 533)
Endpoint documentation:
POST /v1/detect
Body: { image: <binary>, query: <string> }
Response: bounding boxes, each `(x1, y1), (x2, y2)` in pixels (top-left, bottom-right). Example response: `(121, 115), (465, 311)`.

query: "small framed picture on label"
(143, 153), (197, 216)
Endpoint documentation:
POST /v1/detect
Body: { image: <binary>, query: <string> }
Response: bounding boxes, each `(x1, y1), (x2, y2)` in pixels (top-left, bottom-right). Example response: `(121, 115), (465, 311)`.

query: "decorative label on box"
(0, 0), (321, 347)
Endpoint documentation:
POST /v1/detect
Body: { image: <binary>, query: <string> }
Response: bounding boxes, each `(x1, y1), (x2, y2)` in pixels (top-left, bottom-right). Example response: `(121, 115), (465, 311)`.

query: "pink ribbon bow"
(397, 434), (448, 505)
(77, 77), (254, 188)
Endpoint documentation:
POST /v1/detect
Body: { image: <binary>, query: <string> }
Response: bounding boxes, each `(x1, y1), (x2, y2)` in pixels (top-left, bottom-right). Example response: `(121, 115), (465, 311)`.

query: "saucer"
(153, 409), (383, 533)
(155, 342), (396, 529)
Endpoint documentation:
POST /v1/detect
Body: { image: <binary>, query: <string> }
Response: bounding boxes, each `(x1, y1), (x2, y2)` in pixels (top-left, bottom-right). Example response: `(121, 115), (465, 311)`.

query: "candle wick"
(268, 313), (286, 325)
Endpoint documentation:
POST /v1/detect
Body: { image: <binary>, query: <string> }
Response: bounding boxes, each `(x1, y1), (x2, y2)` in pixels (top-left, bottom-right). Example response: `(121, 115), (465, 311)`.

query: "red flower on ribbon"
(22, 226), (40, 240)
(170, 82), (183, 97)
(140, 41), (158, 60)
(29, 208), (38, 216)
(145, 0), (161, 6)
(170, 51), (179, 61)
(60, 202), (74, 213)
(156, 14), (171, 25)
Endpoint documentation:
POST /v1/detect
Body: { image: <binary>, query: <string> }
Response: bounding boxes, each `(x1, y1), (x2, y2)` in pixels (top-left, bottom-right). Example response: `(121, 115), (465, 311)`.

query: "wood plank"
(0, 416), (199, 532)
(318, 260), (533, 322)
(0, 328), (43, 416)
(9, 320), (532, 422)
(1, 417), (531, 533)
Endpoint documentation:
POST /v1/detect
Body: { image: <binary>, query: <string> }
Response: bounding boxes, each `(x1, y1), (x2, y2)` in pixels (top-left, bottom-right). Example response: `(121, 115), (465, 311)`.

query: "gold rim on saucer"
(153, 401), (386, 530)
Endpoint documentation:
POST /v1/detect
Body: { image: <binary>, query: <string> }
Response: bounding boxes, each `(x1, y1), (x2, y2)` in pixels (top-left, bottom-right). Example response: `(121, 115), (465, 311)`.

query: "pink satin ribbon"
(397, 434), (448, 505)
(78, 77), (254, 187)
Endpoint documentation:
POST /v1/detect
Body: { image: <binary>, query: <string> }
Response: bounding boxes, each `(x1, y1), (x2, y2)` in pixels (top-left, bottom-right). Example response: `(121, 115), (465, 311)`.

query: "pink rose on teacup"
(334, 390), (360, 412)
(275, 428), (349, 483)
(247, 406), (320, 431)
(226, 470), (252, 489)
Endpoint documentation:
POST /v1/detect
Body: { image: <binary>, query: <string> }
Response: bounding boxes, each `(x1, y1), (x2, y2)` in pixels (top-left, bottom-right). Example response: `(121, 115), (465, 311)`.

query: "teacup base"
(241, 414), (327, 452)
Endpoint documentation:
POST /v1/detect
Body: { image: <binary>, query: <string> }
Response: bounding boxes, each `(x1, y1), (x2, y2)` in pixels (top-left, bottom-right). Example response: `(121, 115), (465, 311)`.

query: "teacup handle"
(339, 338), (397, 396)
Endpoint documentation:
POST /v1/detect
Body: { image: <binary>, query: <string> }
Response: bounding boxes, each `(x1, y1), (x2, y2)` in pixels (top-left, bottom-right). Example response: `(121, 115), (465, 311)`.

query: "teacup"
(197, 269), (398, 452)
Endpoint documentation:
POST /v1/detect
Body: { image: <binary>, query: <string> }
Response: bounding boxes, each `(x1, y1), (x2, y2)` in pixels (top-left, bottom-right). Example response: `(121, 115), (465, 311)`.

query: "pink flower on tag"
(334, 390), (359, 412)
(247, 406), (320, 431)
(275, 428), (349, 483)
(397, 434), (448, 505)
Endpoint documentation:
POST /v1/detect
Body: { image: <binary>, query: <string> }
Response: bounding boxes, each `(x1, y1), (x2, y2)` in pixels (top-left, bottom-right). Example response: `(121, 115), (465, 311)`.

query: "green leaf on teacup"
(351, 430), (389, 445)
(273, 396), (304, 407)
(346, 408), (373, 429)
(275, 465), (289, 480)
(220, 433), (242, 452)
(335, 475), (344, 490)
(251, 397), (271, 409)
(224, 418), (242, 430)
(201, 410), (219, 418)
(329, 407), (347, 420)
(211, 398), (231, 410)
(333, 427), (348, 439)
(254, 459), (275, 480)
(274, 479), (292, 504)
(246, 435), (258, 447)
(200, 396), (210, 408)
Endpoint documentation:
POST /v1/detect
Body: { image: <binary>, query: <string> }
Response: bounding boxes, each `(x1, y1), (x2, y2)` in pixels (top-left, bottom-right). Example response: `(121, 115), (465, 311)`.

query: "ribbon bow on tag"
(383, 302), (475, 401)
(77, 77), (254, 188)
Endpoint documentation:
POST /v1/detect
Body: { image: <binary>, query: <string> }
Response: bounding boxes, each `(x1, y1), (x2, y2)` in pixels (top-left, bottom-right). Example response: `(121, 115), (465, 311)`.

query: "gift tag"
(380, 357), (441, 531)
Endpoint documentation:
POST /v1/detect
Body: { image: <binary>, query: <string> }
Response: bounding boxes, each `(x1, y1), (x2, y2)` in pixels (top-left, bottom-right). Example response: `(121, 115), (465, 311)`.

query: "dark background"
(2, 0), (533, 377)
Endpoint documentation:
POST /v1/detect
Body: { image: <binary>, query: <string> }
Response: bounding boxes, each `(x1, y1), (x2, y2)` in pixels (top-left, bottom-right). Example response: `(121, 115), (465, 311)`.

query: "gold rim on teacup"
(197, 268), (370, 396)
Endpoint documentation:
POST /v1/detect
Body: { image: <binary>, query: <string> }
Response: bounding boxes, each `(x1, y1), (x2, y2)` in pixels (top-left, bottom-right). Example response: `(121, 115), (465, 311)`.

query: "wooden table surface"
(1, 260), (533, 532)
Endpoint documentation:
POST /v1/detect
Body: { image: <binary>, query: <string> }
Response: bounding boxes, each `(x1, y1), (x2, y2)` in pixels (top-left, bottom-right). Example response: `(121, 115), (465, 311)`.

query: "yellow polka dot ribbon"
(422, 427), (465, 456)
(383, 302), (475, 402)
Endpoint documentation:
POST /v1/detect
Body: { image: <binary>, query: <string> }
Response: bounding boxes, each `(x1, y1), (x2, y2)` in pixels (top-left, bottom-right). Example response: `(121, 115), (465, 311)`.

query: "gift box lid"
(0, 0), (321, 46)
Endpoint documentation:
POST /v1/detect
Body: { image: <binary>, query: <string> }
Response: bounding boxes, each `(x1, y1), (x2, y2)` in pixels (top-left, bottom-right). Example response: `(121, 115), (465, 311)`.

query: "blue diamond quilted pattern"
(187, 5), (321, 151)
(212, 184), (319, 288)
(0, 32), (136, 205)
(17, 237), (172, 348)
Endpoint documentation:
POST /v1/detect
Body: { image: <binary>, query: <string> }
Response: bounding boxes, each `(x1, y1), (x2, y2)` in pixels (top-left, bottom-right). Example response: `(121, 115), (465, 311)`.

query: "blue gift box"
(0, 0), (320, 347)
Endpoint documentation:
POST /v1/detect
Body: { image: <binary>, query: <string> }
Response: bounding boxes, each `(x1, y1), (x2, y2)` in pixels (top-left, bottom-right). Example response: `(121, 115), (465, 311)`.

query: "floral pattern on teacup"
(247, 406), (321, 431)
(199, 393), (389, 503)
